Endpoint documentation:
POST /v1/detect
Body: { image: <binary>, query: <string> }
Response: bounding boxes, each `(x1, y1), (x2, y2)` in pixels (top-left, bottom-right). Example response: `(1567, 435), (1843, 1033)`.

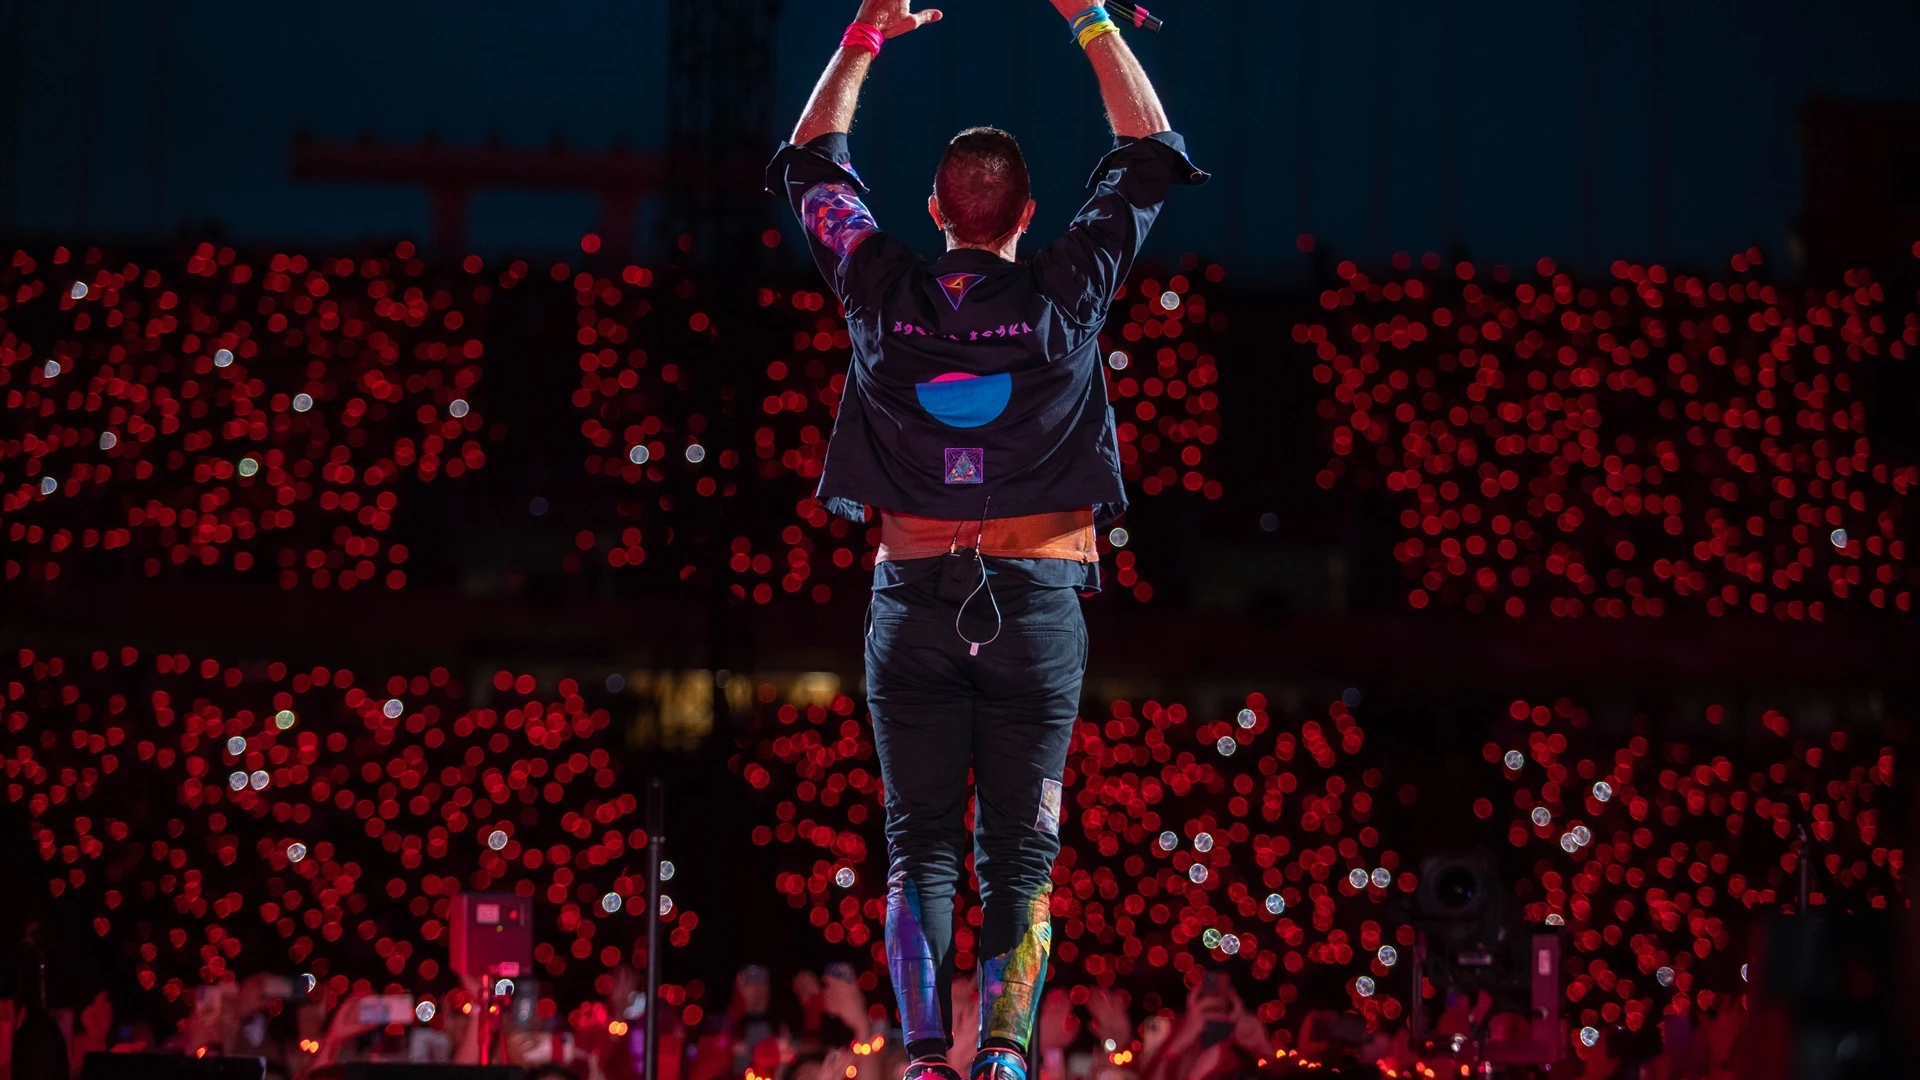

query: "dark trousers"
(866, 556), (1086, 1057)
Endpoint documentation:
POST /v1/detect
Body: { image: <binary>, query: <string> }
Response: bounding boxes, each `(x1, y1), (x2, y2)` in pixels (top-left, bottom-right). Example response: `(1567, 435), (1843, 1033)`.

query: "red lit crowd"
(1303, 250), (1919, 619)
(2, 959), (1762, 1080)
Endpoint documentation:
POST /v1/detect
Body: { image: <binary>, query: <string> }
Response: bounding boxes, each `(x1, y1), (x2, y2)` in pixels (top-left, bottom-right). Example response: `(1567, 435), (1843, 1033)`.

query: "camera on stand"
(1405, 851), (1566, 1072)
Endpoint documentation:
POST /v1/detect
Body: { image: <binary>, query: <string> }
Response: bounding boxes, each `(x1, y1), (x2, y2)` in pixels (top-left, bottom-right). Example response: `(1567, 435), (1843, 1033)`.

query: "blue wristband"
(1070, 5), (1108, 35)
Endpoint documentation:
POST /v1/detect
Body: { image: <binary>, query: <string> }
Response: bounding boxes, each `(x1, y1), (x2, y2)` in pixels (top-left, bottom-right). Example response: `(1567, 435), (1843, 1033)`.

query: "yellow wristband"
(1077, 19), (1119, 49)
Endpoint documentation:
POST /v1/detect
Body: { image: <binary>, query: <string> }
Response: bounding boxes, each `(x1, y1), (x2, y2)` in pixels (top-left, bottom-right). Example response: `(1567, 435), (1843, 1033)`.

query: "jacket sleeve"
(1029, 131), (1208, 329)
(767, 133), (910, 313)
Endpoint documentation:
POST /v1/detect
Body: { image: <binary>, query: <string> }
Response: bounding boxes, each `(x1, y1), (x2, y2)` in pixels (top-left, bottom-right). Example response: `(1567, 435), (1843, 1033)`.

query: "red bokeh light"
(1, 243), (498, 591)
(1302, 251), (1920, 617)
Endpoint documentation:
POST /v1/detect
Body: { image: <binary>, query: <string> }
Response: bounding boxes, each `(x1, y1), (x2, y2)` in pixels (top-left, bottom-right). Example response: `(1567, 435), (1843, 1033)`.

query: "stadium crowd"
(3, 955), (1756, 1080)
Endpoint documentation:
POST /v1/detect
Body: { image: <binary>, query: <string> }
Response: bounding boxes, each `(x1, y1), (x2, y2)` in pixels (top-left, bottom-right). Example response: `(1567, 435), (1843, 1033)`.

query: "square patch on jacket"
(944, 447), (984, 484)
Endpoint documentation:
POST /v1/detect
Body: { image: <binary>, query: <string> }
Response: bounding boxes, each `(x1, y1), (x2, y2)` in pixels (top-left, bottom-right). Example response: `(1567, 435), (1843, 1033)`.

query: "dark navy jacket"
(768, 130), (1205, 527)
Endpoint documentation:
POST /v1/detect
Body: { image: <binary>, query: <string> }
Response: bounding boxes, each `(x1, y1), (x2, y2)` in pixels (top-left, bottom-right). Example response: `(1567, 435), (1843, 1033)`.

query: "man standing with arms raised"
(769, 6), (1203, 1080)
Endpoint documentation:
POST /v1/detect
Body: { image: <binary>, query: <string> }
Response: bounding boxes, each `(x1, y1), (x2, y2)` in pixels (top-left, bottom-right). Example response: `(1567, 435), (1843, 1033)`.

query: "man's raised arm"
(774, 2), (942, 301)
(1028, 3), (1205, 326)
(1046, 2), (1171, 138)
(791, 1), (944, 146)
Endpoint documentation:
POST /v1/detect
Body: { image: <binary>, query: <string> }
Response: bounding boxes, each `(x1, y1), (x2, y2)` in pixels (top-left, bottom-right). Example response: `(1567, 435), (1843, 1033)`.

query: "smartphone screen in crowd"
(358, 995), (418, 1027)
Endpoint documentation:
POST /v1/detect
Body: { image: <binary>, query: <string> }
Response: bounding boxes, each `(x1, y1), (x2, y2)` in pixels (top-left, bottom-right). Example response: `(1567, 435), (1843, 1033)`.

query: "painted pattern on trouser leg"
(978, 883), (1053, 1048)
(888, 869), (946, 1046)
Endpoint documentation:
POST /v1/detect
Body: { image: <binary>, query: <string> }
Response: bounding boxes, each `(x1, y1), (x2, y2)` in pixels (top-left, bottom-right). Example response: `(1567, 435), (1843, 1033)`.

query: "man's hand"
(1084, 987), (1133, 1047)
(821, 971), (872, 1039)
(856, 0), (943, 38)
(1047, 0), (1170, 138)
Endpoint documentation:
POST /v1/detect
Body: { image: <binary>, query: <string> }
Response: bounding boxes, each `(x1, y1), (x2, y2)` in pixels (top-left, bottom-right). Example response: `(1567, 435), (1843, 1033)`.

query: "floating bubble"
(238, 457), (259, 477)
(39, 477), (58, 495)
(1157, 831), (1178, 852)
(1592, 781), (1613, 802)
(1348, 868), (1370, 889)
(228, 772), (248, 791)
(415, 1001), (436, 1023)
(1342, 688), (1362, 707)
(287, 842), (308, 863)
(301, 974), (317, 995)
(1215, 736), (1237, 757)
(383, 698), (404, 718)
(43, 360), (62, 378)
(1264, 893), (1286, 915)
(1108, 527), (1130, 548)
(99, 432), (117, 450)
(1371, 868), (1391, 889)
(250, 770), (270, 791)
(1193, 832), (1214, 853)
(1259, 512), (1279, 532)
(529, 497), (549, 516)
(1740, 964), (1749, 982)
(1571, 825), (1592, 846)
(1201, 928), (1222, 949)
(685, 444), (706, 463)
(1579, 1027), (1599, 1048)
(658, 895), (674, 916)
(628, 445), (651, 465)
(1159, 291), (1180, 311)
(601, 892), (624, 914)
(486, 830), (508, 851)
(834, 867), (856, 888)
(1560, 833), (1580, 853)
(70, 282), (88, 300)
(1531, 806), (1552, 827)
(1220, 934), (1241, 956)
(227, 736), (247, 756)
(214, 349), (234, 367)
(1107, 351), (1129, 371)
(1504, 750), (1525, 771)
(1545, 913), (1565, 926)
(1378, 946), (1397, 967)
(606, 674), (626, 693)
(449, 398), (471, 418)
(1355, 977), (1375, 998)
(1656, 966), (1674, 987)
(660, 860), (675, 881)
(275, 710), (296, 730)
(494, 978), (516, 998)
(1188, 864), (1209, 884)
(1830, 528), (1848, 548)
(1236, 708), (1257, 729)
(292, 393), (314, 413)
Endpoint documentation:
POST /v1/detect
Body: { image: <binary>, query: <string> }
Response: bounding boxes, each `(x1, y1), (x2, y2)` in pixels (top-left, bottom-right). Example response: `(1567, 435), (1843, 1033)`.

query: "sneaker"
(904, 1061), (964, 1080)
(969, 1048), (1027, 1080)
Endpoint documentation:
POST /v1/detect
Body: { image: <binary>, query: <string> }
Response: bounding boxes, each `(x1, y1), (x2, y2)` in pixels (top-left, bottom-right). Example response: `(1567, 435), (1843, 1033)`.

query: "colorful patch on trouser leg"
(1034, 778), (1062, 836)
(887, 870), (946, 1047)
(978, 885), (1053, 1049)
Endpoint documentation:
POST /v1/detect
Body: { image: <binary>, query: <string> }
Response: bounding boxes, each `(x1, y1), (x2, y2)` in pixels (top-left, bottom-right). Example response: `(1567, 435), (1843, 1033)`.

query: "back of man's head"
(934, 127), (1032, 247)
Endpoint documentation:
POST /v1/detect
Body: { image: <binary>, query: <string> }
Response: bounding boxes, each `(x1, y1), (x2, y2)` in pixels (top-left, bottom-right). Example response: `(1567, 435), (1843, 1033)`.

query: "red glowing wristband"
(841, 21), (885, 57)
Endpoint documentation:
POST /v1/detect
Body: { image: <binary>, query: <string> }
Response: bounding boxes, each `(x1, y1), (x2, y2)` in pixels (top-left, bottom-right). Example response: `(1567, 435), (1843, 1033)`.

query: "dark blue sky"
(4, 0), (1917, 281)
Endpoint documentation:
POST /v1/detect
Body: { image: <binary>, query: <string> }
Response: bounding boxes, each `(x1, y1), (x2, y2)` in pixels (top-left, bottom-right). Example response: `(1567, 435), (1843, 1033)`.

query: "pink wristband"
(841, 21), (885, 56)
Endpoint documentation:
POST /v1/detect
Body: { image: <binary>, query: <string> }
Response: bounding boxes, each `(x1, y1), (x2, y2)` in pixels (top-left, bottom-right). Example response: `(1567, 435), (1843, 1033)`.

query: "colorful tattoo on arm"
(803, 181), (880, 261)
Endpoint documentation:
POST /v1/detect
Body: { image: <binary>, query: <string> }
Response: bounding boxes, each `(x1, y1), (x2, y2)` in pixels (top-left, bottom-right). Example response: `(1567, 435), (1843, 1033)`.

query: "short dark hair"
(934, 127), (1032, 246)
